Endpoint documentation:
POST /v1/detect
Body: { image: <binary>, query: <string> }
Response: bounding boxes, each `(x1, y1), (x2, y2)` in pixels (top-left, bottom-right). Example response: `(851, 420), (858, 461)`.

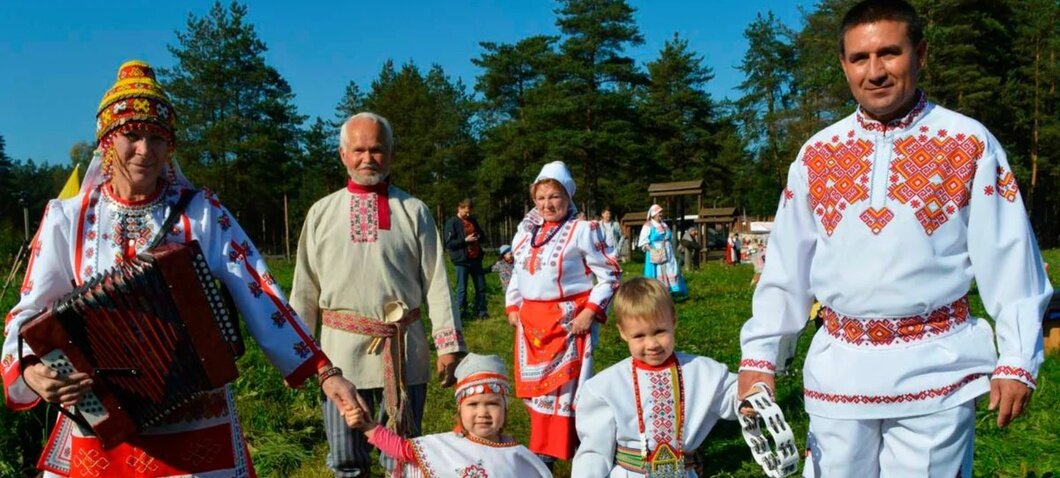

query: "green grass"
(1, 250), (1058, 477)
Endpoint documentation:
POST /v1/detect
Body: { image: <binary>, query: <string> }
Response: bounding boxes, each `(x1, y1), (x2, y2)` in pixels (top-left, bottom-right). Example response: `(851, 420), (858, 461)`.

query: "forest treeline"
(1, 0), (1058, 264)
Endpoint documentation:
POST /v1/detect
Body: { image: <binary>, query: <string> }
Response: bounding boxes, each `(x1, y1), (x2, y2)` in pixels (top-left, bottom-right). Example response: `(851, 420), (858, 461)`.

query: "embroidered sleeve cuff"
(505, 305), (520, 314)
(991, 365), (1037, 389)
(738, 358), (776, 374)
(284, 352), (328, 388)
(433, 327), (467, 354)
(3, 356), (42, 411)
(585, 302), (607, 323)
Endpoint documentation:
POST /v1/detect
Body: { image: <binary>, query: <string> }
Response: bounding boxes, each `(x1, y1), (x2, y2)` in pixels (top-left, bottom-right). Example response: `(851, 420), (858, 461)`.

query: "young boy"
(572, 277), (740, 477)
(345, 353), (552, 478)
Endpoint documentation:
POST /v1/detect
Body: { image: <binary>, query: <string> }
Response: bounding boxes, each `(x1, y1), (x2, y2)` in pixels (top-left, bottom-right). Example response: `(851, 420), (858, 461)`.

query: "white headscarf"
(637, 204), (666, 248)
(521, 161), (578, 231)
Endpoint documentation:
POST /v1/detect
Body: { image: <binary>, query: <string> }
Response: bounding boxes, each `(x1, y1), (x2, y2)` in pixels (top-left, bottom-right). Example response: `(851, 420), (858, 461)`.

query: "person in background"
(679, 227), (703, 273)
(444, 198), (488, 320)
(638, 204), (688, 297)
(492, 244), (515, 293)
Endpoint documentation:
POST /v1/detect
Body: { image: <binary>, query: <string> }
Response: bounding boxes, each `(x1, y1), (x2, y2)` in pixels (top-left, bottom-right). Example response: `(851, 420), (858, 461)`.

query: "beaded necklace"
(632, 355), (685, 478)
(529, 215), (570, 248)
(462, 431), (518, 448)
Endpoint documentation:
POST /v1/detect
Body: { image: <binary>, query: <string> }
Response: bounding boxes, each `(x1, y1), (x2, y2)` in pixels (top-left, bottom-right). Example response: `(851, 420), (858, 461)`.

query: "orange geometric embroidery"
(802, 138), (874, 236)
(125, 450), (159, 473)
(995, 167), (1019, 202)
(74, 449), (111, 477)
(888, 132), (984, 235)
(859, 207), (894, 235)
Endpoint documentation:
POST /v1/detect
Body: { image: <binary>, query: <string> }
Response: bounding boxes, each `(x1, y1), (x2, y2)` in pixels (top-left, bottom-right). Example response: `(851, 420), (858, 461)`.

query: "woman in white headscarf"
(638, 204), (688, 296)
(504, 161), (621, 466)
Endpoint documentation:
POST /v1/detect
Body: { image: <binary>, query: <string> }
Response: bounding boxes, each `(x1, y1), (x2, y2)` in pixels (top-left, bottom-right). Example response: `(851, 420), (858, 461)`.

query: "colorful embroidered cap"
(96, 60), (176, 144)
(454, 353), (510, 404)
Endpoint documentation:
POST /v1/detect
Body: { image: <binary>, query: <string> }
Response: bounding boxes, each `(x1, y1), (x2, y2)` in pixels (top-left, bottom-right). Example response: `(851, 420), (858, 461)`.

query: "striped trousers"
(322, 384), (428, 477)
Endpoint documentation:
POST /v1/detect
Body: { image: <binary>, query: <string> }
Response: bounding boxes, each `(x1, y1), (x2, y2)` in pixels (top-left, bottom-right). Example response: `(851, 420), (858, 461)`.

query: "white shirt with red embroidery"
(290, 185), (466, 389)
(505, 217), (621, 317)
(572, 353), (739, 477)
(2, 183), (326, 476)
(739, 93), (1053, 419)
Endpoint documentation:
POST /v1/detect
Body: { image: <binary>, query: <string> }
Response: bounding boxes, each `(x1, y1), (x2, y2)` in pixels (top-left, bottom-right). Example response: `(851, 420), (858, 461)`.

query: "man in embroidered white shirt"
(291, 112), (467, 477)
(737, 1), (1053, 476)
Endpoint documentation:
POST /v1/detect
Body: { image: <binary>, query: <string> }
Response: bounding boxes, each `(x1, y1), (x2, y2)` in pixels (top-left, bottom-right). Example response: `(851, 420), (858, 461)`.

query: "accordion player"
(18, 240), (244, 449)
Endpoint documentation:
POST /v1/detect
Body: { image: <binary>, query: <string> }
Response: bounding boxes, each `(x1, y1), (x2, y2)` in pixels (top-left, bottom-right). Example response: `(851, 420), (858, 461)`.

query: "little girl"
(345, 353), (552, 477)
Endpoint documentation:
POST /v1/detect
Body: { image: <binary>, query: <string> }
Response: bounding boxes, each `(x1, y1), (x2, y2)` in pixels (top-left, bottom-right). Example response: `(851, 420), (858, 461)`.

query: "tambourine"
(736, 384), (799, 478)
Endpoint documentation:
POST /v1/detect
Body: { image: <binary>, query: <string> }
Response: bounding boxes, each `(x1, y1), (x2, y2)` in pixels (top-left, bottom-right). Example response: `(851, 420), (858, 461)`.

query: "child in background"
(492, 244), (515, 292)
(572, 277), (741, 477)
(345, 353), (551, 478)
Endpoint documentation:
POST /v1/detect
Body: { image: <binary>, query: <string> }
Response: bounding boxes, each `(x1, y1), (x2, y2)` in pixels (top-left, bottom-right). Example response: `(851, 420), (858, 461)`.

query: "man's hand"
(569, 309), (596, 336)
(436, 353), (462, 387)
(23, 362), (92, 407)
(322, 375), (364, 416)
(507, 311), (520, 327)
(737, 370), (775, 401)
(989, 378), (1033, 427)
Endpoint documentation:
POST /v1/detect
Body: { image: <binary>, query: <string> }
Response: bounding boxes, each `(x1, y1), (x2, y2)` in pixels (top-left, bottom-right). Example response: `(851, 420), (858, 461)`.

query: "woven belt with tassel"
(322, 305), (420, 435)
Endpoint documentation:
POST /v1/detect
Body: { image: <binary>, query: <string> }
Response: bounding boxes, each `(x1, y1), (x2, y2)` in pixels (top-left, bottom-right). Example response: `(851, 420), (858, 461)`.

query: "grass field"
(1, 250), (1057, 477)
(252, 249), (1055, 476)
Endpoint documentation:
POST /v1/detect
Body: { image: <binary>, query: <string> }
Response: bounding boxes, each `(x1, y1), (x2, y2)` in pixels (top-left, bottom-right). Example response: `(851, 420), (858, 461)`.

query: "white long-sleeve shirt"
(572, 353), (739, 477)
(505, 218), (621, 317)
(740, 94), (1052, 419)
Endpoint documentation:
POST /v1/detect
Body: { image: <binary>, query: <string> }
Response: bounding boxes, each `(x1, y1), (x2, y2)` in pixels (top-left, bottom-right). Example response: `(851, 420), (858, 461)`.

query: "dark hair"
(458, 198), (473, 209)
(839, 0), (924, 55)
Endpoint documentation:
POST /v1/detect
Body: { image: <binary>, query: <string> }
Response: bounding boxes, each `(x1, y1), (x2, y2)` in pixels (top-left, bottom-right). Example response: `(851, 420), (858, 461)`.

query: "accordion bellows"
(20, 241), (243, 449)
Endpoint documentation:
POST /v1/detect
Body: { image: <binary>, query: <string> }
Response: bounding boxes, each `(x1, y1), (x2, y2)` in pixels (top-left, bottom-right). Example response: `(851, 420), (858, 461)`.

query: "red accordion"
(19, 241), (243, 449)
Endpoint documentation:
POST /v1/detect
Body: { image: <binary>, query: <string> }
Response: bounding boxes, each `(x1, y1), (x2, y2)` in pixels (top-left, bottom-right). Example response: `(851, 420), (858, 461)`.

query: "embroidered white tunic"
(290, 186), (466, 389)
(2, 183), (326, 477)
(505, 218), (621, 313)
(402, 432), (552, 478)
(739, 95), (1053, 419)
(572, 353), (739, 477)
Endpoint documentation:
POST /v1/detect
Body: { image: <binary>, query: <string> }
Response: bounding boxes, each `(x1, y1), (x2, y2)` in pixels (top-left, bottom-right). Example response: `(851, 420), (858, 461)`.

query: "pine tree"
(160, 1), (306, 251)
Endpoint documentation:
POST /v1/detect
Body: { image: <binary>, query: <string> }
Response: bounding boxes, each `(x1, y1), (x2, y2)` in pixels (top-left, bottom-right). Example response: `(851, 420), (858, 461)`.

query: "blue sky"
(0, 1), (808, 165)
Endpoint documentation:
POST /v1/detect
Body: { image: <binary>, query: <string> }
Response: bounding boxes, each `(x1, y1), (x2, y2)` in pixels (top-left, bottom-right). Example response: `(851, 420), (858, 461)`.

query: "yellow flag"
(58, 164), (81, 200)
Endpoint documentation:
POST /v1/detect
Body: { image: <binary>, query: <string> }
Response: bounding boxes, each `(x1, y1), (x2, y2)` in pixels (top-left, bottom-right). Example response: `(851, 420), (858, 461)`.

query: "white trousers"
(804, 401), (975, 477)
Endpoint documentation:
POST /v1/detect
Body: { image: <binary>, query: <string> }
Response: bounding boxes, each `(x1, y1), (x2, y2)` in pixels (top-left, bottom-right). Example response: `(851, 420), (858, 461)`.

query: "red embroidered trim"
(995, 168), (1019, 203)
(802, 138), (874, 236)
(433, 327), (465, 351)
(856, 91), (927, 133)
(821, 296), (969, 347)
(993, 366), (1036, 386)
(805, 373), (985, 404)
(859, 207), (894, 235)
(739, 359), (775, 372)
(887, 132), (983, 235)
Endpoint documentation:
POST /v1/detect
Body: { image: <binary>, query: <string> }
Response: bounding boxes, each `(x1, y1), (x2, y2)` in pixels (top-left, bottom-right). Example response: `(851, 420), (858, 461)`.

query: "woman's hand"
(569, 309), (596, 336)
(507, 311), (520, 327)
(23, 362), (92, 406)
